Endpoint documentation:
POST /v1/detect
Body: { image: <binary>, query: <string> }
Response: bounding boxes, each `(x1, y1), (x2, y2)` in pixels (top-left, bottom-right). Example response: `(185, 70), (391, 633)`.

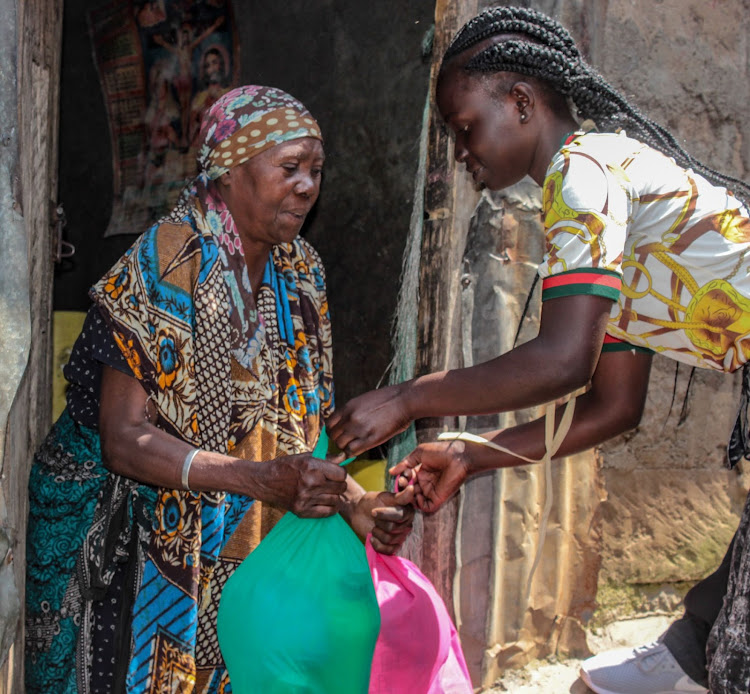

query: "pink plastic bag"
(366, 538), (474, 694)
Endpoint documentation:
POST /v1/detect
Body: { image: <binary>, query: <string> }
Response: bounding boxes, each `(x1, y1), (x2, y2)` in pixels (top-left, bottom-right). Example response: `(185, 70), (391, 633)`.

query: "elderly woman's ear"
(214, 170), (233, 195)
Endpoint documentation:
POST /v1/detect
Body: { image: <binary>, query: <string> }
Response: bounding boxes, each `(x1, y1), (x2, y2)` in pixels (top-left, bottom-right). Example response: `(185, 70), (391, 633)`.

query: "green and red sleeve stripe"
(601, 334), (653, 355)
(542, 268), (621, 302)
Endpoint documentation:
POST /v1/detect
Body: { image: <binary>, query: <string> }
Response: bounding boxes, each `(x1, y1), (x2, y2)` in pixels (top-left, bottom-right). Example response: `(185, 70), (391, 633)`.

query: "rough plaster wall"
(0, 0), (62, 689)
(0, 0), (26, 685)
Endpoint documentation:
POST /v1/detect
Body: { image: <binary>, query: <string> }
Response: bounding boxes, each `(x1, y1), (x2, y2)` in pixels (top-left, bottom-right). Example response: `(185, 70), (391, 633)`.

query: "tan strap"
(437, 396), (576, 465)
(437, 397), (577, 602)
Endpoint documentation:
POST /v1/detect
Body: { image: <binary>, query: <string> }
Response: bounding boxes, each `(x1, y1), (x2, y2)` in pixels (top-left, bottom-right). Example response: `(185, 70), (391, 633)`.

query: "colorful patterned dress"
(25, 189), (334, 692)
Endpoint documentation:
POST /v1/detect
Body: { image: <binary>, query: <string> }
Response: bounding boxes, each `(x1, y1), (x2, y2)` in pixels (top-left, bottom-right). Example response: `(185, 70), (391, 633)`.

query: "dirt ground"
(483, 614), (677, 693)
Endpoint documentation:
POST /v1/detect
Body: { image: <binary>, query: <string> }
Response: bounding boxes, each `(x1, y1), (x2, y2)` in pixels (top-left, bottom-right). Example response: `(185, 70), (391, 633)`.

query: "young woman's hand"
(345, 485), (415, 555)
(327, 384), (412, 456)
(390, 441), (474, 513)
(248, 454), (348, 518)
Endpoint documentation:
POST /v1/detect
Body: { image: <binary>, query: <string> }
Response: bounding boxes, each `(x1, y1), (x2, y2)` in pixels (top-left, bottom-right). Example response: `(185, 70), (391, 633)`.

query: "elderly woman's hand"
(249, 454), (348, 518)
(345, 485), (415, 555)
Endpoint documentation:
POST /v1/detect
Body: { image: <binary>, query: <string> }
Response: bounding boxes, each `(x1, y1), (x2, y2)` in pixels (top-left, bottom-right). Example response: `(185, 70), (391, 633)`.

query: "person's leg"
(582, 370), (749, 693)
(706, 489), (750, 693)
(579, 536), (733, 694)
(661, 535), (734, 687)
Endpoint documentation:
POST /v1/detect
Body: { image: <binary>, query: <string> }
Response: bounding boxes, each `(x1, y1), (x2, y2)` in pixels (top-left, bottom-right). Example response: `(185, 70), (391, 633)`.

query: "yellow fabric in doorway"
(347, 458), (387, 492)
(52, 311), (86, 420)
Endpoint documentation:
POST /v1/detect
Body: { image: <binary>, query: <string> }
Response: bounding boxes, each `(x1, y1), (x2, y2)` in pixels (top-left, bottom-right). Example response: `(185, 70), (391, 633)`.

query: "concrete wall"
(587, 0), (750, 604)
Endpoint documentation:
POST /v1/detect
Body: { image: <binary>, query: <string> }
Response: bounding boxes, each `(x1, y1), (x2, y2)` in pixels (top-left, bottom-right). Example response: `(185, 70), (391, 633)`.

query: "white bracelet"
(181, 448), (200, 491)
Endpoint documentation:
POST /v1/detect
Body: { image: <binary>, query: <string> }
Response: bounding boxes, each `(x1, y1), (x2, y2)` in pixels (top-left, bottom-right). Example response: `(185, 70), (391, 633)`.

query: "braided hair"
(441, 6), (750, 206)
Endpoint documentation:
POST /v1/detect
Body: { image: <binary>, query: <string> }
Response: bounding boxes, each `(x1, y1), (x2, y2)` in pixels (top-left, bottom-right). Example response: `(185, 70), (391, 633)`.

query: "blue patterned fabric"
(25, 410), (157, 693)
(25, 411), (105, 693)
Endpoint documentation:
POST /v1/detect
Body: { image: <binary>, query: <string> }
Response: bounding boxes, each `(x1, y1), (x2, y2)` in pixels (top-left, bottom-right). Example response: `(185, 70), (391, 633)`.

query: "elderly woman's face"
(219, 137), (324, 248)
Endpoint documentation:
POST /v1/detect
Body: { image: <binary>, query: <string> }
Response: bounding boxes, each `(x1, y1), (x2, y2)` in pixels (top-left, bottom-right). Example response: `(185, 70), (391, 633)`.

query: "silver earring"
(520, 113), (528, 122)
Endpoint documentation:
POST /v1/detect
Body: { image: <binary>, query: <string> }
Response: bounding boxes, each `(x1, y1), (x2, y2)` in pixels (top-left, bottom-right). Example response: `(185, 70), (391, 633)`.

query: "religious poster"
(89, 0), (239, 236)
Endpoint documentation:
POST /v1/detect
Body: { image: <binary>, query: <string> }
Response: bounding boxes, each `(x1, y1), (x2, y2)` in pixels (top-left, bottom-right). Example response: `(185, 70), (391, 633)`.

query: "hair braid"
(441, 6), (750, 206)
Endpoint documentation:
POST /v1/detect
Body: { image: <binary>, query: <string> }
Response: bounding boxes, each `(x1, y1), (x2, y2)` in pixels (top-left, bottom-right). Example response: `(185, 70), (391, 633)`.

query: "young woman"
(327, 7), (750, 694)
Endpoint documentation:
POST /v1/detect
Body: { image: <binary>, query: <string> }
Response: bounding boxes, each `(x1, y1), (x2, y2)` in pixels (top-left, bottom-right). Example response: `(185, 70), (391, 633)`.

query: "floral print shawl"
(90, 89), (333, 690)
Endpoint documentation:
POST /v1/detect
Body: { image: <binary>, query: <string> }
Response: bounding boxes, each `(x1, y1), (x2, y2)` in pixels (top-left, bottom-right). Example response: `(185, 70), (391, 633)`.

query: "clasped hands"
(260, 377), (476, 555)
(326, 384), (475, 515)
(255, 451), (414, 555)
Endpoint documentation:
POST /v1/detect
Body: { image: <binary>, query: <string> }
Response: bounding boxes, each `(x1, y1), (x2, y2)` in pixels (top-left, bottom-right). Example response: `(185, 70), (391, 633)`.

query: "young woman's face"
(437, 67), (536, 191)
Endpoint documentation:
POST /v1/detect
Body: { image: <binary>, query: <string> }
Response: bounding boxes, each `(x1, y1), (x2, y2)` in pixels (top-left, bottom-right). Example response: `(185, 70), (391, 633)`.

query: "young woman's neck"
(529, 112), (580, 186)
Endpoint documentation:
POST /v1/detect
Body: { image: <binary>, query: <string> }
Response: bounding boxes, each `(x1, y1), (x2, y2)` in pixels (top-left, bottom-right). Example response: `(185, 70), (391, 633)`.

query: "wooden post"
(414, 2), (602, 687)
(412, 0), (483, 615)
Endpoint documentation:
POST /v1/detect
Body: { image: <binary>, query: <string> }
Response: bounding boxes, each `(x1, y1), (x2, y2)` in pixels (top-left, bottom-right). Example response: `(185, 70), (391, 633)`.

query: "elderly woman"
(25, 86), (413, 693)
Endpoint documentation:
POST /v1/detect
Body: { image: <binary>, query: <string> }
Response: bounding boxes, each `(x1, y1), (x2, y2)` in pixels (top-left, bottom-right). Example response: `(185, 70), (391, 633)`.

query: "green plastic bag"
(217, 429), (380, 693)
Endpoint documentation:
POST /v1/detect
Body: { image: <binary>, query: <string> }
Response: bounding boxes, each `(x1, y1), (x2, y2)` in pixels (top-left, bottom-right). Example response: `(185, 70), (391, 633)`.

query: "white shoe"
(579, 641), (708, 694)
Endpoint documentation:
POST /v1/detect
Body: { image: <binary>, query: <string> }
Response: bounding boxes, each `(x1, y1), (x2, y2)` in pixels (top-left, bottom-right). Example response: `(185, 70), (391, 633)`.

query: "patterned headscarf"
(164, 85), (323, 274)
(196, 85), (323, 180)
